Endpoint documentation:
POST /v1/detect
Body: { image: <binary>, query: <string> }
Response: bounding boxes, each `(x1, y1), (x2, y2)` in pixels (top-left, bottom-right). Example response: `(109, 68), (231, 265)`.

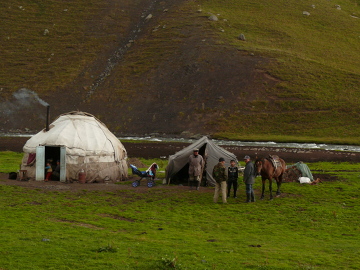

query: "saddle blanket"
(268, 155), (281, 169)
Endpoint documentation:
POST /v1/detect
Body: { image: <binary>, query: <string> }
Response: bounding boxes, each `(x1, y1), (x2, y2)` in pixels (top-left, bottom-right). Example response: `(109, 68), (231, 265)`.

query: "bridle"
(254, 159), (263, 176)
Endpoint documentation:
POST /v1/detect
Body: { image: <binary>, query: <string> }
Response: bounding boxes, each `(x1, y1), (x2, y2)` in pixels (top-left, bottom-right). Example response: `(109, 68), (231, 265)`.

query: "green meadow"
(0, 152), (359, 269)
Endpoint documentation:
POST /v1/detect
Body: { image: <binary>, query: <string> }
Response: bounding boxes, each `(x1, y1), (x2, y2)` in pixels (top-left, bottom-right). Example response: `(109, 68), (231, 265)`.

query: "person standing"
(52, 160), (60, 181)
(243, 155), (256, 202)
(188, 148), (204, 190)
(45, 162), (53, 182)
(213, 157), (227, 203)
(227, 160), (239, 198)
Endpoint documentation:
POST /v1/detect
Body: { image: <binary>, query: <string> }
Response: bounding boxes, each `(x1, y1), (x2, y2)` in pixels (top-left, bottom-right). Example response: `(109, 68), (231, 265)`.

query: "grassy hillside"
(1, 0), (360, 143)
(198, 0), (360, 141)
(1, 0), (104, 95)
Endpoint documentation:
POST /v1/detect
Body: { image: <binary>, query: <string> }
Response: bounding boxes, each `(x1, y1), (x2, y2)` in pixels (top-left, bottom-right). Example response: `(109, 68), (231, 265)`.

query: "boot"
(251, 191), (255, 202)
(245, 193), (251, 203)
(196, 181), (200, 191)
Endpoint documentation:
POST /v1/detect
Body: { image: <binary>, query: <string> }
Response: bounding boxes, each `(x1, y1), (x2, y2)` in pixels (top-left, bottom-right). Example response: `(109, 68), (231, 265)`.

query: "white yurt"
(21, 111), (128, 183)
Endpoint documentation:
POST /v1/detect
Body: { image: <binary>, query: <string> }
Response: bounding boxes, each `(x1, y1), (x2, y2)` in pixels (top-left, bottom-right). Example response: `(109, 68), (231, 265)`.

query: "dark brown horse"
(255, 156), (286, 200)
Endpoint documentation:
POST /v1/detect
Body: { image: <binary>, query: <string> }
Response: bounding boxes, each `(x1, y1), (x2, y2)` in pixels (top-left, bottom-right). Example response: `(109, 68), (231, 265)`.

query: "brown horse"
(255, 156), (286, 200)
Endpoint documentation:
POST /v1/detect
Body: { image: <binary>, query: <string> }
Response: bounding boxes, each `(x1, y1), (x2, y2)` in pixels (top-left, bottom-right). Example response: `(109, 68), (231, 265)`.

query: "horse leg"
(277, 173), (284, 196)
(260, 178), (265, 200)
(275, 177), (282, 197)
(269, 178), (273, 200)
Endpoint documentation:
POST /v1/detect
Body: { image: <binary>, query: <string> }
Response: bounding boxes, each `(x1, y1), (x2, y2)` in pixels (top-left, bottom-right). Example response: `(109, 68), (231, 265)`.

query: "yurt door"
(59, 146), (66, 182)
(35, 146), (45, 181)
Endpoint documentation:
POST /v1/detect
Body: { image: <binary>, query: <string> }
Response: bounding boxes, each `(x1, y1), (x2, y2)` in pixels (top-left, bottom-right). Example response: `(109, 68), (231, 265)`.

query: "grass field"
(0, 151), (24, 173)
(0, 152), (359, 269)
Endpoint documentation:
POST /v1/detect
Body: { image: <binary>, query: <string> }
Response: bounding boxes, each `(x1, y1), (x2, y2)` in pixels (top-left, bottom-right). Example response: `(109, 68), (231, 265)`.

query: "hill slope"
(1, 0), (360, 143)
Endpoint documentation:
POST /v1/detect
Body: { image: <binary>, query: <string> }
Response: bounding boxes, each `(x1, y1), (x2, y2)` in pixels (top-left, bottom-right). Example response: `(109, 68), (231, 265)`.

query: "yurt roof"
(23, 111), (126, 160)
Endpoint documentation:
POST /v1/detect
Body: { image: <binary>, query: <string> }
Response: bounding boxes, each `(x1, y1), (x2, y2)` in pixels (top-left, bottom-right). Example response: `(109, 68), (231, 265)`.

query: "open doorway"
(35, 146), (66, 182)
(45, 146), (60, 181)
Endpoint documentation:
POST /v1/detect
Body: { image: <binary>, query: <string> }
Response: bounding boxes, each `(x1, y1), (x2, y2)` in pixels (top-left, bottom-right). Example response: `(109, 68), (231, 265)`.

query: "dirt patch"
(0, 170), (341, 194)
(311, 173), (339, 182)
(99, 213), (137, 222)
(0, 174), (215, 194)
(127, 157), (146, 168)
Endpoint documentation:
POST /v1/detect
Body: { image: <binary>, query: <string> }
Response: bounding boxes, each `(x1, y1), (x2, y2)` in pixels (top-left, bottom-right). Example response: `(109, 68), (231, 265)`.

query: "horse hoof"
(260, 197), (264, 200)
(270, 198), (273, 201)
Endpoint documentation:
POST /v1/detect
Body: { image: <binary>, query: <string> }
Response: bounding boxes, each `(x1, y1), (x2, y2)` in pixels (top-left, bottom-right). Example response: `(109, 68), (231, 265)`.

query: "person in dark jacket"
(243, 155), (255, 203)
(212, 157), (227, 203)
(227, 160), (239, 198)
(52, 160), (60, 181)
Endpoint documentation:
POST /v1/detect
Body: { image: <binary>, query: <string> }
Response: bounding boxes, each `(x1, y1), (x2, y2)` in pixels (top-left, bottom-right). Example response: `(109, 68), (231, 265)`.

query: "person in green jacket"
(212, 157), (227, 203)
(243, 155), (256, 203)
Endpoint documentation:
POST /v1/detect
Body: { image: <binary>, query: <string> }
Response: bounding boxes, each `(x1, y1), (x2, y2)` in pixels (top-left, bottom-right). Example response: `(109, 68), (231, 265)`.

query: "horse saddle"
(267, 155), (281, 170)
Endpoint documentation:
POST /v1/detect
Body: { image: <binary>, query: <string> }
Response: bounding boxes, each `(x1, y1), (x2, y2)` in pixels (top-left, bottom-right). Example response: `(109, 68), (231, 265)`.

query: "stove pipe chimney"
(46, 105), (50, 131)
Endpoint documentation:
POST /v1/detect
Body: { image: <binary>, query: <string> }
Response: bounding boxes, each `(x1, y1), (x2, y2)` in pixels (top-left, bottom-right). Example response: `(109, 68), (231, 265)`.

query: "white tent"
(165, 136), (237, 186)
(21, 111), (127, 182)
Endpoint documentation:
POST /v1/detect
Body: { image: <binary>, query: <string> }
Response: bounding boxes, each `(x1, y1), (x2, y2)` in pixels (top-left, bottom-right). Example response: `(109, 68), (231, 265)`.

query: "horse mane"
(255, 157), (267, 164)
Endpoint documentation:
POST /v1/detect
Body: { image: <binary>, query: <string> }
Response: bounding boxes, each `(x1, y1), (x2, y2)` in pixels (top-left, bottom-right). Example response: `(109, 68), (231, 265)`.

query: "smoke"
(13, 88), (49, 107)
(0, 88), (50, 131)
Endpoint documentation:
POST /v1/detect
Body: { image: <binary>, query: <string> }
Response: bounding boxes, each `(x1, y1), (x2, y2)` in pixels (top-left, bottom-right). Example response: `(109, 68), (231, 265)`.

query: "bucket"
(78, 170), (86, 184)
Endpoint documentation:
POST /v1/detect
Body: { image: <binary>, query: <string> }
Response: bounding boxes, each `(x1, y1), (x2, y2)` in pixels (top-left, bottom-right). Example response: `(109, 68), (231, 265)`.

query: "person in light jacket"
(188, 148), (204, 190)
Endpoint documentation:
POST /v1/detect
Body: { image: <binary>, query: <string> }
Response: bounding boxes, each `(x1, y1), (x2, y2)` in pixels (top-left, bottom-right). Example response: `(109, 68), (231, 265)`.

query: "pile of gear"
(283, 161), (322, 185)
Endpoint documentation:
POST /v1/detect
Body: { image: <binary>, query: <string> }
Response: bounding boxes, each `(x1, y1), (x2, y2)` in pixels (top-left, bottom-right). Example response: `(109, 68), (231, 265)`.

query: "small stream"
(119, 136), (360, 152)
(2, 134), (360, 152)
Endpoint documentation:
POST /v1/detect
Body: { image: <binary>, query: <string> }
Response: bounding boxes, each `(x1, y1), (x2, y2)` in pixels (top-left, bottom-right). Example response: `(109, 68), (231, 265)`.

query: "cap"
(219, 157), (225, 162)
(193, 148), (199, 152)
(243, 155), (250, 160)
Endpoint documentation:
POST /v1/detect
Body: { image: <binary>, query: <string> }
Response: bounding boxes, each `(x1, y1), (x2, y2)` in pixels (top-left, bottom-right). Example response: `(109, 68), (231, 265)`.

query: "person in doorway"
(213, 157), (227, 203)
(45, 162), (53, 182)
(188, 148), (204, 190)
(52, 160), (60, 181)
(227, 160), (239, 198)
(243, 155), (255, 202)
